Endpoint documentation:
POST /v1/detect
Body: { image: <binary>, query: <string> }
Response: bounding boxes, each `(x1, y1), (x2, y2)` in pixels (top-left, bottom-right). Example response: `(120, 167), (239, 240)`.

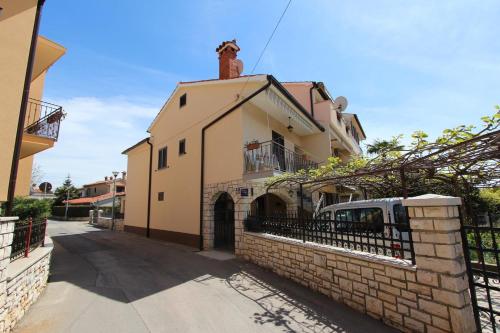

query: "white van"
(317, 198), (412, 259)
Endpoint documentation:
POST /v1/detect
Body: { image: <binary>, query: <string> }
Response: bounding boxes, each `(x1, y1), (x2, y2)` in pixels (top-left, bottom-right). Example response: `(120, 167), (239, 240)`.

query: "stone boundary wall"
(0, 217), (53, 333)
(4, 246), (52, 331)
(95, 217), (124, 231)
(237, 195), (476, 333)
(89, 210), (124, 231)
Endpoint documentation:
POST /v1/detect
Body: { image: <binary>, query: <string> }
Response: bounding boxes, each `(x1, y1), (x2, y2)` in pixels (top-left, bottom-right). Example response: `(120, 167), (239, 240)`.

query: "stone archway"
(213, 192), (235, 250)
(250, 193), (287, 216)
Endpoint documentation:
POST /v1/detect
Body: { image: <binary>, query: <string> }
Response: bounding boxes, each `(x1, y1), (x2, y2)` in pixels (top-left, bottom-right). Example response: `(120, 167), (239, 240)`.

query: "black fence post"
(25, 217), (33, 257)
(300, 184), (305, 243)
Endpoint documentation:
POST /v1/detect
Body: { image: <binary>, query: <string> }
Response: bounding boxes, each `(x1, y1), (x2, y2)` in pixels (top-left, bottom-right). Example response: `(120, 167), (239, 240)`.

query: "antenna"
(333, 96), (348, 112)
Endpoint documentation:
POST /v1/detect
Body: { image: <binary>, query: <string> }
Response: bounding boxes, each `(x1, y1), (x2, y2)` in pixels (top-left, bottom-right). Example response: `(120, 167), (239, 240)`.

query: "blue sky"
(36, 0), (500, 187)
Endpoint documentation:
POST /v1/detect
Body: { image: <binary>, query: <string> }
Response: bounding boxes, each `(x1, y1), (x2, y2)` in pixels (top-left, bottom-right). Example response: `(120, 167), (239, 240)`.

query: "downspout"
(6, 0), (45, 215)
(146, 138), (153, 237)
(198, 76), (272, 250)
(309, 82), (317, 119)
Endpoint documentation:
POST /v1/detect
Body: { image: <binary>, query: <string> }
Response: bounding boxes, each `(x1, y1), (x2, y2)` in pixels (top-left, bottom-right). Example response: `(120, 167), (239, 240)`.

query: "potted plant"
(47, 111), (63, 124)
(246, 140), (261, 150)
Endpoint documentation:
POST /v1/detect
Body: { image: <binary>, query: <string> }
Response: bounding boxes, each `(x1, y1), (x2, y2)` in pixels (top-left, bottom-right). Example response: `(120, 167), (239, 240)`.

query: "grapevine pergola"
(266, 128), (500, 202)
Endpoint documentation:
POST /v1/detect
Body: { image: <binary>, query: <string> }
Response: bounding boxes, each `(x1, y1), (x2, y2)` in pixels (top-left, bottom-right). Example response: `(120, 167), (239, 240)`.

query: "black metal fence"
(245, 211), (415, 263)
(461, 212), (500, 333)
(25, 98), (64, 141)
(10, 218), (48, 261)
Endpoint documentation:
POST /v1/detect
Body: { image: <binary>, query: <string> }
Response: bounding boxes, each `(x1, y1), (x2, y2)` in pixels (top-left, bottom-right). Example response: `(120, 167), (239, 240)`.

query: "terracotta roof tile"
(65, 192), (125, 205)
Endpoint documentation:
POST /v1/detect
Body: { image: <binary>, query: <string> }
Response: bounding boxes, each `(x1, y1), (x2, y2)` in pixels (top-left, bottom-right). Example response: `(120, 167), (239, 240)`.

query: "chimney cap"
(216, 39), (240, 53)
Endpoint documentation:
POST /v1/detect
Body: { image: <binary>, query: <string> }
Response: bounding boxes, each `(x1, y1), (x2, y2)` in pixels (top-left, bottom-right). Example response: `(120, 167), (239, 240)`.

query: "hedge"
(52, 205), (92, 218)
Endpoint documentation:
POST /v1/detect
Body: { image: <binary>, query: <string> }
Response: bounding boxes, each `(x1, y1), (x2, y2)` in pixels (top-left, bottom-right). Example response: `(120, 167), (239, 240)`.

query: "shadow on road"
(44, 222), (394, 333)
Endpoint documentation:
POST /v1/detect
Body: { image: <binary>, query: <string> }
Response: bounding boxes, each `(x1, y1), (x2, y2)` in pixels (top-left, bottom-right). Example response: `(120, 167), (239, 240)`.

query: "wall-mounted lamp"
(287, 117), (294, 133)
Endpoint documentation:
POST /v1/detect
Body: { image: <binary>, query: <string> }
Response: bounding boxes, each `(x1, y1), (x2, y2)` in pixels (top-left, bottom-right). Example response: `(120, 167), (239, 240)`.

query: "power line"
(250, 0), (292, 75)
(238, 0), (292, 97)
(148, 0), (293, 146)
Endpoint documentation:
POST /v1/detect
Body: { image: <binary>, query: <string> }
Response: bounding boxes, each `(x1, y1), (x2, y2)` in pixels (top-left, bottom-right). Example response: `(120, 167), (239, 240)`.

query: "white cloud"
(33, 96), (161, 188)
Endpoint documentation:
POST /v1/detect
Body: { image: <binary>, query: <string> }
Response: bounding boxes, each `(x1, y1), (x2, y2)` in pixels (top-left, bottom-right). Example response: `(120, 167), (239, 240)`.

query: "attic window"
(180, 93), (187, 108)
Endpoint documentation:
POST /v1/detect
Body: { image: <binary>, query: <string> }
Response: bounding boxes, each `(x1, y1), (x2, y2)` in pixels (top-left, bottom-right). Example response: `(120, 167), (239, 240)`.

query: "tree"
(31, 163), (44, 188)
(53, 175), (80, 206)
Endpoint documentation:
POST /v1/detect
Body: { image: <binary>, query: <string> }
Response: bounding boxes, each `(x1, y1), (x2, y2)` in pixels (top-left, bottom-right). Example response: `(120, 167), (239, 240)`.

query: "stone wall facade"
(202, 179), (297, 251)
(4, 251), (51, 331)
(237, 195), (476, 333)
(89, 210), (124, 231)
(0, 217), (53, 333)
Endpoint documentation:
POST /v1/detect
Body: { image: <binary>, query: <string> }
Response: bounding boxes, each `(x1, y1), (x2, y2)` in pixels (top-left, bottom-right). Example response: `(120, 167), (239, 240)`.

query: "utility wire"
(148, 0), (293, 146)
(238, 0), (292, 97)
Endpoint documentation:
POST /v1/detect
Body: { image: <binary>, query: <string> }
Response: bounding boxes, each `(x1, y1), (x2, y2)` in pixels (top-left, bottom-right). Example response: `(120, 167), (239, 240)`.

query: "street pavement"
(14, 221), (395, 333)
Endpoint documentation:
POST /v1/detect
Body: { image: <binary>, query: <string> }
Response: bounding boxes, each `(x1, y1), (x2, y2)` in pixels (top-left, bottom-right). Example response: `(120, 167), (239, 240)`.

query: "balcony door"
(272, 131), (285, 171)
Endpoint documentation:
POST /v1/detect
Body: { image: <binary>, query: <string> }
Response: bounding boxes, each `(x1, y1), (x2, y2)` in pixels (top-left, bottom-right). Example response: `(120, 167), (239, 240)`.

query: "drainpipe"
(6, 0), (45, 215)
(198, 77), (272, 250)
(146, 138), (153, 237)
(309, 82), (317, 119)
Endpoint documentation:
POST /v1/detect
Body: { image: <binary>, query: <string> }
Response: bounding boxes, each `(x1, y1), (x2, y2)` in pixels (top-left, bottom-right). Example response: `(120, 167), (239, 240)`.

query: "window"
(393, 204), (410, 231)
(179, 93), (187, 108)
(158, 147), (168, 169)
(158, 192), (164, 201)
(179, 139), (186, 155)
(116, 186), (125, 193)
(334, 207), (384, 233)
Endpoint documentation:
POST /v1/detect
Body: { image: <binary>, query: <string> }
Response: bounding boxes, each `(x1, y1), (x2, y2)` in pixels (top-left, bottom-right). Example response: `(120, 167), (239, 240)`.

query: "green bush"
(11, 197), (53, 220)
(51, 205), (91, 218)
(466, 229), (500, 265)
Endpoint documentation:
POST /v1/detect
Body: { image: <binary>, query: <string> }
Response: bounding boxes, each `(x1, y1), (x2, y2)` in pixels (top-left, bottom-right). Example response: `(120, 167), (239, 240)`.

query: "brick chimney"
(216, 39), (242, 80)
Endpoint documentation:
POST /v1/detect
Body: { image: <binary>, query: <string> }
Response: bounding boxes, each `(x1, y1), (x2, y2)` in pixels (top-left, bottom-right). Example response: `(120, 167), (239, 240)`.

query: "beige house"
(79, 175), (126, 198)
(123, 40), (365, 250)
(0, 0), (66, 213)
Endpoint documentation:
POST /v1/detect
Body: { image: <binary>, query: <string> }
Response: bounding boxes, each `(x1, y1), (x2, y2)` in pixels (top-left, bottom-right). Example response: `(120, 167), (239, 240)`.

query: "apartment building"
(0, 0), (66, 213)
(123, 40), (365, 250)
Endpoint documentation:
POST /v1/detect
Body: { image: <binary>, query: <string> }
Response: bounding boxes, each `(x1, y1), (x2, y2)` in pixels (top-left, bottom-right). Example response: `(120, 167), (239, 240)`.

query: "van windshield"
(393, 204), (410, 231)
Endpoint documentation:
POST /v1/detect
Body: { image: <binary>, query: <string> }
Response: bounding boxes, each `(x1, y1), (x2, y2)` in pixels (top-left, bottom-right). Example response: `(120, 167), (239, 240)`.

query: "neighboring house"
(65, 192), (126, 215)
(123, 40), (366, 250)
(65, 175), (126, 215)
(80, 174), (126, 198)
(0, 0), (66, 213)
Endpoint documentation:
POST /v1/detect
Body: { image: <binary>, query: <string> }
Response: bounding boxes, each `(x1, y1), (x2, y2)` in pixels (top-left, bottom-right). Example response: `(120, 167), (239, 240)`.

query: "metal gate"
(461, 212), (500, 332)
(214, 193), (235, 250)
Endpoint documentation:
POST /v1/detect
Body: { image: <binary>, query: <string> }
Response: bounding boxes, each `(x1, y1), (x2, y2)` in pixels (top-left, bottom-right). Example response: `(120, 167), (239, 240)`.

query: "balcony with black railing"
(25, 98), (65, 141)
(243, 140), (318, 178)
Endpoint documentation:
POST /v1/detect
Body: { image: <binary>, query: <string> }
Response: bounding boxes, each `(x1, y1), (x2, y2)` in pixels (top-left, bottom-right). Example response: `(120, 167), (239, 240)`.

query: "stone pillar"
(403, 194), (476, 333)
(0, 217), (16, 332)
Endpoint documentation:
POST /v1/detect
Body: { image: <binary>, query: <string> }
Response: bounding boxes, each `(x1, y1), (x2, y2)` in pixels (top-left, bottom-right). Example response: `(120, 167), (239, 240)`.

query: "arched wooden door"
(214, 193), (235, 250)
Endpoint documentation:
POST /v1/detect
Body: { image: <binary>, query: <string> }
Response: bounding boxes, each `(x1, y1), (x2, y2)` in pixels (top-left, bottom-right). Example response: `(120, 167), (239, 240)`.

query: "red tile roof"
(65, 192), (125, 205)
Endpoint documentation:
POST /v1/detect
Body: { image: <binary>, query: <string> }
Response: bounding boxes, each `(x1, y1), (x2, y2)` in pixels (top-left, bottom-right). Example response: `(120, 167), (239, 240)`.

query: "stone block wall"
(238, 195), (476, 333)
(0, 217), (53, 333)
(203, 179), (296, 251)
(89, 210), (124, 231)
(3, 252), (51, 331)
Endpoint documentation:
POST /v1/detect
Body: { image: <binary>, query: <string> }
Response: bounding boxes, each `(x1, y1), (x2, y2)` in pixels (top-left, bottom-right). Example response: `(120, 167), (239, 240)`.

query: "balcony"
(20, 99), (65, 159)
(243, 141), (318, 180)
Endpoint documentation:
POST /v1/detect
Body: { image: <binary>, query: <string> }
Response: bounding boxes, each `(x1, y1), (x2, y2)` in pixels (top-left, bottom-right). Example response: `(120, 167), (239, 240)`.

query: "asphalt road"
(14, 221), (395, 333)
